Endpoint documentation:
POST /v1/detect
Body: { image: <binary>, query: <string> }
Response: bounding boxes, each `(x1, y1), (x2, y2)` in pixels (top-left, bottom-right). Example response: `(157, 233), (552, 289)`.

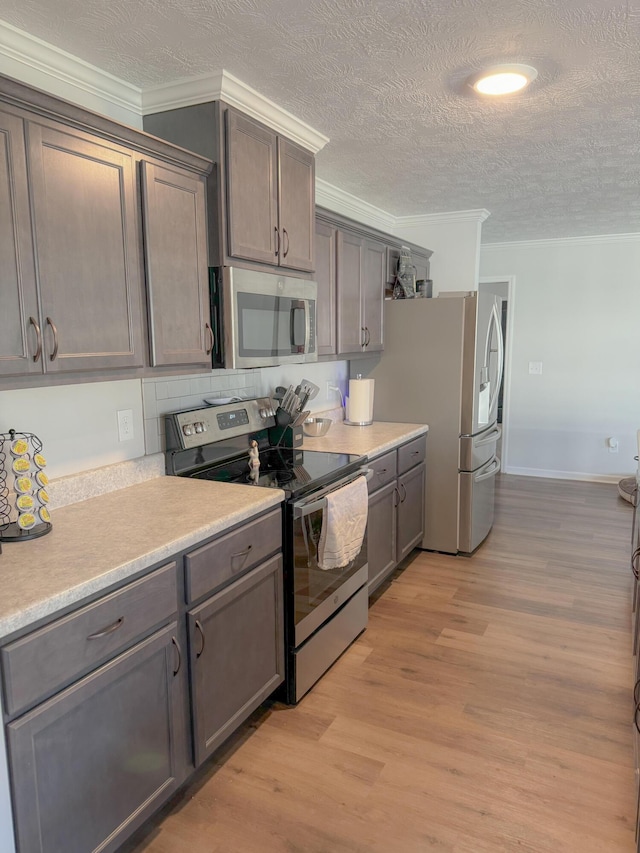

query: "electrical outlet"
(528, 361), (543, 375)
(326, 380), (333, 401)
(607, 436), (619, 454)
(117, 409), (134, 442)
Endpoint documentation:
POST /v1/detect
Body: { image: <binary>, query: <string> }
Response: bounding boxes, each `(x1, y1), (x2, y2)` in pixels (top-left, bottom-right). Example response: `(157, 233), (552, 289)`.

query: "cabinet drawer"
(367, 450), (397, 493)
(398, 436), (426, 475)
(185, 509), (281, 603)
(1, 562), (177, 717)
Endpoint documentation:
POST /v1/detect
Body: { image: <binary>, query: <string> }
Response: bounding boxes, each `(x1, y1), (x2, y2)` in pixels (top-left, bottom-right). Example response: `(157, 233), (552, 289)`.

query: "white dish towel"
(317, 475), (368, 570)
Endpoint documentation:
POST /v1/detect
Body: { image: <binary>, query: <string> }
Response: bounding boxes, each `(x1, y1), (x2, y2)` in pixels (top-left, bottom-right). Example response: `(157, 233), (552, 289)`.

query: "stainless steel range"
(165, 397), (371, 704)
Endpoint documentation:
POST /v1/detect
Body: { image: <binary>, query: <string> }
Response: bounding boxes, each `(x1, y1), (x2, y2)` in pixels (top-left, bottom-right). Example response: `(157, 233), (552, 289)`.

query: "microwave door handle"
(290, 300), (306, 351)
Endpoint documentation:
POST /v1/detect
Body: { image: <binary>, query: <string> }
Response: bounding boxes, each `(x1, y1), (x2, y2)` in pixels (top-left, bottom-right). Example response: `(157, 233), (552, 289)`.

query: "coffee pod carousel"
(0, 429), (52, 542)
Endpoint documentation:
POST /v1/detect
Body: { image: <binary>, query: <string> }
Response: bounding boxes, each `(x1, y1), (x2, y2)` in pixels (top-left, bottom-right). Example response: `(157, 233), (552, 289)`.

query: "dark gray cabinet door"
(314, 220), (337, 355)
(397, 462), (426, 562)
(188, 555), (284, 766)
(367, 480), (397, 594)
(363, 239), (385, 352)
(0, 107), (40, 377)
(225, 109), (278, 266)
(141, 161), (211, 367)
(26, 120), (144, 372)
(7, 623), (186, 853)
(278, 137), (314, 272)
(336, 229), (364, 354)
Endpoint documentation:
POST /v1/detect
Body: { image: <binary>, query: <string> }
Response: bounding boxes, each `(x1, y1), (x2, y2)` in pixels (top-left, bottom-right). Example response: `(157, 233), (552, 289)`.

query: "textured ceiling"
(2, 0), (640, 241)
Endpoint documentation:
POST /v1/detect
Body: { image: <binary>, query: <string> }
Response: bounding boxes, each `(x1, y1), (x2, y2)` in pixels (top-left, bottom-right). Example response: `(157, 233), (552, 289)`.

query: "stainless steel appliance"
(165, 397), (370, 703)
(210, 266), (318, 369)
(361, 291), (504, 554)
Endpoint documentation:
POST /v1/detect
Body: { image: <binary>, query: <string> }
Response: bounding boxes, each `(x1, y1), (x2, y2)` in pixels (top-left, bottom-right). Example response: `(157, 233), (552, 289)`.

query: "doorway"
(478, 277), (515, 471)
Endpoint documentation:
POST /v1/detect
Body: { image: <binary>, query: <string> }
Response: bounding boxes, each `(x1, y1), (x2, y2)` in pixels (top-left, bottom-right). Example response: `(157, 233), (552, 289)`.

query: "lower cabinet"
(7, 622), (186, 853)
(1, 508), (284, 853)
(367, 436), (427, 594)
(188, 554), (284, 766)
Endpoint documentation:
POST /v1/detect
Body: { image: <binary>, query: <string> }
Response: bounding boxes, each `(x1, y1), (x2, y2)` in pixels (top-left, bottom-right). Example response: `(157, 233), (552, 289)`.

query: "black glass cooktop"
(189, 447), (365, 499)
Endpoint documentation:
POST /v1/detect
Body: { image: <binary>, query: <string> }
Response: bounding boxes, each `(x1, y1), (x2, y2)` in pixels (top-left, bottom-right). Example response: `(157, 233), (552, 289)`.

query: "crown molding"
(396, 208), (491, 228)
(0, 19), (142, 117)
(482, 231), (640, 250)
(315, 180), (397, 231)
(141, 69), (329, 153)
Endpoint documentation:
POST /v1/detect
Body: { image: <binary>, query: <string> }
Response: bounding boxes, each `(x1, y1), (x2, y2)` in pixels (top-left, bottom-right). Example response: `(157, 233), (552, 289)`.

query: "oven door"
(222, 266), (317, 368)
(290, 469), (371, 647)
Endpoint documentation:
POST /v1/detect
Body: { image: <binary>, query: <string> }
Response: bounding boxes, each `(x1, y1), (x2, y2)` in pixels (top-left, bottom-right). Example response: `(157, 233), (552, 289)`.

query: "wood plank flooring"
(124, 475), (636, 852)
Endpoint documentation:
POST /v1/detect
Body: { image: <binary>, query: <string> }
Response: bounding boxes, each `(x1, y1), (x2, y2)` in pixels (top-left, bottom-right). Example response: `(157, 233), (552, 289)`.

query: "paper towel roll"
(346, 378), (375, 425)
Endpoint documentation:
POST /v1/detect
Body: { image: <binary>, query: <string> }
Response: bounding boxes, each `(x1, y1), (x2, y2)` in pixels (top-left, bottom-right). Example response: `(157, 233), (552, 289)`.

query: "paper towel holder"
(344, 374), (374, 427)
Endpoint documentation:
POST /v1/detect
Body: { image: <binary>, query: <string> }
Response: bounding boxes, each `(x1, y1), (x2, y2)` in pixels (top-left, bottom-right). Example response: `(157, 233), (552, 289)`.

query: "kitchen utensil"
(297, 379), (320, 412)
(291, 409), (311, 428)
(303, 417), (332, 437)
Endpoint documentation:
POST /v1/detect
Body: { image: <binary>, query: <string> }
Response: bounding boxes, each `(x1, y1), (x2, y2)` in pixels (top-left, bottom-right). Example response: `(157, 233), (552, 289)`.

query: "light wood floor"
(125, 475), (636, 852)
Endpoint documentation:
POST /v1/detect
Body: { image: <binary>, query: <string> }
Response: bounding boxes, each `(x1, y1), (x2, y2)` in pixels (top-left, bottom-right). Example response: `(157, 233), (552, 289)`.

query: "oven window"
(292, 507), (367, 628)
(237, 293), (300, 357)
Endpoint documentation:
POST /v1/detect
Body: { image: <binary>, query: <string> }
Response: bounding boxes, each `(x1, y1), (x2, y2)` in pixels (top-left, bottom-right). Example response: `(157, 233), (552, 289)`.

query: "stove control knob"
(259, 408), (269, 419)
(182, 424), (194, 436)
(194, 422), (204, 434)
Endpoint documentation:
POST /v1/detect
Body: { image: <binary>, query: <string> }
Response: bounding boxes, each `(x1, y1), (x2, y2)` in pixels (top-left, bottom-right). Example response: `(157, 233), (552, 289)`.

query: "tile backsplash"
(142, 370), (260, 454)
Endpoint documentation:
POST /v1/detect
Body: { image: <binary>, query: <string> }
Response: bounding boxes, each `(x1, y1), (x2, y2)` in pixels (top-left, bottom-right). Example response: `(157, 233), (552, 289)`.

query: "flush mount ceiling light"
(470, 64), (538, 96)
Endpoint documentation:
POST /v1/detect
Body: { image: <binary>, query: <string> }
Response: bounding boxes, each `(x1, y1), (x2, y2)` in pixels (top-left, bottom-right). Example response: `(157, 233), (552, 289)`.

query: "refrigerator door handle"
(486, 302), (504, 417)
(474, 457), (501, 483)
(475, 425), (502, 446)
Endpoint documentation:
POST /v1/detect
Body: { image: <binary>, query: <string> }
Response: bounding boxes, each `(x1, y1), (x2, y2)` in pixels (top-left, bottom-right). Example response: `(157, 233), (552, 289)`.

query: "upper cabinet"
(316, 208), (432, 360)
(141, 161), (212, 367)
(0, 76), (213, 384)
(0, 107), (40, 378)
(144, 102), (315, 274)
(26, 119), (144, 373)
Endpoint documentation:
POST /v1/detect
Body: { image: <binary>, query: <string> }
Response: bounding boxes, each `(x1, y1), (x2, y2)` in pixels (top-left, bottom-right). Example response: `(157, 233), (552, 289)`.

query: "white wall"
(480, 235), (640, 481)
(393, 217), (484, 294)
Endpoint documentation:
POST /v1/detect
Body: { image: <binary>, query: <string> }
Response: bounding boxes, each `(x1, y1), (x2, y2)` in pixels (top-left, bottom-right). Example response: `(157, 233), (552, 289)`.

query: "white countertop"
(301, 419), (428, 459)
(0, 420), (427, 640)
(0, 477), (283, 640)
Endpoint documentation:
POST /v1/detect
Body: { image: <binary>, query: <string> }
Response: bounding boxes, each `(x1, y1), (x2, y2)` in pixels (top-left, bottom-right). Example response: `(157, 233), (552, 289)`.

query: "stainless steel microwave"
(210, 266), (318, 369)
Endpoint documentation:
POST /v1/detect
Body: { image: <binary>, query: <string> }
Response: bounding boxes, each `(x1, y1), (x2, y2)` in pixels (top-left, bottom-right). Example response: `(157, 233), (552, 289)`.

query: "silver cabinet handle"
(393, 486), (400, 508)
(205, 322), (214, 355)
(361, 327), (367, 347)
(365, 327), (371, 346)
(399, 482), (407, 502)
(46, 317), (59, 361)
(29, 316), (42, 363)
(87, 617), (124, 640)
(635, 702), (640, 735)
(171, 636), (182, 676)
(195, 619), (205, 658)
(274, 226), (280, 257)
(283, 228), (289, 258)
(377, 468), (387, 475)
(231, 544), (252, 571)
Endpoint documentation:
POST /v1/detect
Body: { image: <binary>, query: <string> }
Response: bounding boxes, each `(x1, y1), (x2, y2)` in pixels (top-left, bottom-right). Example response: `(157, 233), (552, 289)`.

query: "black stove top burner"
(188, 446), (365, 499)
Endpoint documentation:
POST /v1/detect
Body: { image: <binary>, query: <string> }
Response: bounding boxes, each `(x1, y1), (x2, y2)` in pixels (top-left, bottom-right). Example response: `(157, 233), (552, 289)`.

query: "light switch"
(528, 361), (543, 375)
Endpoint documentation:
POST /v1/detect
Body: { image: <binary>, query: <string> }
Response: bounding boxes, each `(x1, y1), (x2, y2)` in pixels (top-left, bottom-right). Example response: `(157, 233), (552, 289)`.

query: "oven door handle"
(292, 467), (373, 518)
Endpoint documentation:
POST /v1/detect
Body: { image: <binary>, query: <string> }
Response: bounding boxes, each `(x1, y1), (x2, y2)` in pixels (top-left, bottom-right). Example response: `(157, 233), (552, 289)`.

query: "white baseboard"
(502, 466), (623, 484)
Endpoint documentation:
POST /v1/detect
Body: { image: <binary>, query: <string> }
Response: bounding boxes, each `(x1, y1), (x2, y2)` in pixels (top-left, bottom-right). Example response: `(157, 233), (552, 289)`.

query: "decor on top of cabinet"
(392, 246), (417, 299)
(0, 429), (52, 541)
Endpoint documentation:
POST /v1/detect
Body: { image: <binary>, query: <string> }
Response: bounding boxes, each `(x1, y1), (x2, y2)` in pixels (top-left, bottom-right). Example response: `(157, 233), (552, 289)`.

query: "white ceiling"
(3, 0), (640, 242)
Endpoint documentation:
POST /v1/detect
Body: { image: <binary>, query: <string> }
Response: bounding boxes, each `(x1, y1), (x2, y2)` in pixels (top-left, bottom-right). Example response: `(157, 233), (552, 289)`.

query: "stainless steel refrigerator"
(359, 291), (504, 554)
